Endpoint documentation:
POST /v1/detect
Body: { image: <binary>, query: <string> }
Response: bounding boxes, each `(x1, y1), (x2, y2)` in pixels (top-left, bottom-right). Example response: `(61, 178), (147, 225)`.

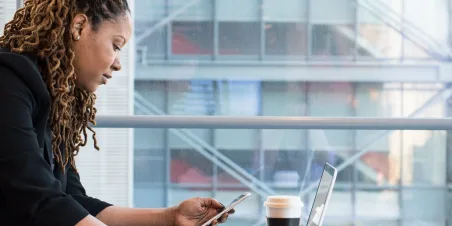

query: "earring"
(75, 35), (80, 40)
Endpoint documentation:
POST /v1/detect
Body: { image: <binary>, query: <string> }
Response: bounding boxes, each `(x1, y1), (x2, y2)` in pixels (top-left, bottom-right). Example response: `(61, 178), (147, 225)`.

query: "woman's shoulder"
(0, 49), (50, 104)
(0, 48), (41, 80)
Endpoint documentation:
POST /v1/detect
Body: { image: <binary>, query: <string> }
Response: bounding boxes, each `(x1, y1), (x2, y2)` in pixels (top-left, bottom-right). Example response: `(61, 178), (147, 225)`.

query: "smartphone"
(201, 192), (252, 226)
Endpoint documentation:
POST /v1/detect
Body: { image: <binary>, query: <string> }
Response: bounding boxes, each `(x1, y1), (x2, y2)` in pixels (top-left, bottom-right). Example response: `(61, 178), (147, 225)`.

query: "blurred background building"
(2, 0), (452, 225)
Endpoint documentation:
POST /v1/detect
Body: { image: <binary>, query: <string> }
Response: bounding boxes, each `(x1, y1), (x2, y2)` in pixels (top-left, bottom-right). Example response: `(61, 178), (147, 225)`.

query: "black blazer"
(0, 49), (112, 225)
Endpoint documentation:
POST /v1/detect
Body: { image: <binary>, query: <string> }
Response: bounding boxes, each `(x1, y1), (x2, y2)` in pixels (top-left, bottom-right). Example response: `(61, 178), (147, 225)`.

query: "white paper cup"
(264, 196), (303, 226)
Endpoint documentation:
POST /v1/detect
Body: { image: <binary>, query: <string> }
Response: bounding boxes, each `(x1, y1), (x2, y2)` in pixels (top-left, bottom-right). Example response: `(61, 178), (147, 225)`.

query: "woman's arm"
(65, 167), (176, 226)
(94, 197), (232, 226)
(65, 165), (114, 216)
(95, 206), (176, 226)
(75, 215), (107, 226)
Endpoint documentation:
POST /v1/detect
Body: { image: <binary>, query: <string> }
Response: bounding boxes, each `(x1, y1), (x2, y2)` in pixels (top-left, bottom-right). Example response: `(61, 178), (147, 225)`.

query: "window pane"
(403, 38), (431, 59)
(356, 189), (400, 220)
(265, 22), (307, 55)
(401, 130), (446, 186)
(169, 0), (212, 20)
(216, 81), (260, 116)
(171, 149), (213, 185)
(217, 150), (258, 185)
(404, 0), (449, 58)
(134, 148), (165, 183)
(167, 81), (216, 115)
(134, 185), (166, 208)
(264, 150), (309, 184)
(311, 24), (355, 57)
(402, 188), (447, 221)
(310, 0), (354, 24)
(135, 21), (166, 60)
(172, 21), (213, 55)
(357, 1), (404, 60)
(219, 22), (260, 55)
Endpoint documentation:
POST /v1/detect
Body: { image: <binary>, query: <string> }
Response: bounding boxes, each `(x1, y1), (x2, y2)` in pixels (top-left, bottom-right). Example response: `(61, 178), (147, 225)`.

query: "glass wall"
(131, 0), (452, 225)
(133, 80), (449, 225)
(133, 126), (448, 225)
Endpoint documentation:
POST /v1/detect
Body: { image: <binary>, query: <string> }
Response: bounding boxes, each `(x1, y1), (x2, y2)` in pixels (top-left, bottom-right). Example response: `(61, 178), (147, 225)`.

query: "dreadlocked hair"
(0, 0), (130, 172)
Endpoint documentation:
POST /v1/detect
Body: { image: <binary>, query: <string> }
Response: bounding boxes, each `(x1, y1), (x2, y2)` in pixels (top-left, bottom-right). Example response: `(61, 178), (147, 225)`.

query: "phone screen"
(201, 192), (251, 226)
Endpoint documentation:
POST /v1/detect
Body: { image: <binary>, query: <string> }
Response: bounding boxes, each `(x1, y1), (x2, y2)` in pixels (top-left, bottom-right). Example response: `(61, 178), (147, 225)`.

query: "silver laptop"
(305, 163), (337, 226)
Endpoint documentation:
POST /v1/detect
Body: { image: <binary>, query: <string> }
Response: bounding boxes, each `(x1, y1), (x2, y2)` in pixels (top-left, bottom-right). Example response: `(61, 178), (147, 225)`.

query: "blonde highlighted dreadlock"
(0, 0), (130, 172)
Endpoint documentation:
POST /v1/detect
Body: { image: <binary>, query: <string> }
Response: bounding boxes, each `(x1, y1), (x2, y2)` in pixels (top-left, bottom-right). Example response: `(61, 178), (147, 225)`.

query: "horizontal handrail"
(95, 116), (452, 130)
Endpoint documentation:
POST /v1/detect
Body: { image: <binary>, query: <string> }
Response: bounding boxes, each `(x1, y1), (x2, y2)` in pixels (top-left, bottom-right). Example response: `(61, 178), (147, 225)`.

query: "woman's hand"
(171, 197), (235, 226)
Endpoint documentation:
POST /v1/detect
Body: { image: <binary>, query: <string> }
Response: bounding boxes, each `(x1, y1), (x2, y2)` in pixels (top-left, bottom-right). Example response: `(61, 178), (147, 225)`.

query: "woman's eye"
(113, 44), (121, 52)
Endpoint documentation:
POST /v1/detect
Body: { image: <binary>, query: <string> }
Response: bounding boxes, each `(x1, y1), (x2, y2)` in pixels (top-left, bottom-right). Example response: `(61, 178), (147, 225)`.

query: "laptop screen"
(306, 164), (335, 226)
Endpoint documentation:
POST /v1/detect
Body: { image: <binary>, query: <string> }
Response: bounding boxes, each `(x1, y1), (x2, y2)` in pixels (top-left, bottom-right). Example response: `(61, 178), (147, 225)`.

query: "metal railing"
(97, 116), (452, 130)
(128, 85), (451, 190)
(97, 114), (452, 225)
(97, 86), (452, 196)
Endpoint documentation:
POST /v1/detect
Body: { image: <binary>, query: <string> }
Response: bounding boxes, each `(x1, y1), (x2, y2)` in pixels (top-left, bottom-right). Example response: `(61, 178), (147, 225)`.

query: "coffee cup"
(264, 196), (303, 226)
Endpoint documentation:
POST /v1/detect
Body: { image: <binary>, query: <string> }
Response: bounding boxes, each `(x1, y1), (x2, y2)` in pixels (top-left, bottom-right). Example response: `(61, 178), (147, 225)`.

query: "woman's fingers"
(218, 213), (229, 223)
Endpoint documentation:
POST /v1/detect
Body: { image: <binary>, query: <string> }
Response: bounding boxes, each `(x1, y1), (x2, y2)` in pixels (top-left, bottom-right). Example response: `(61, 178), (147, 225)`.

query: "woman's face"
(71, 13), (132, 93)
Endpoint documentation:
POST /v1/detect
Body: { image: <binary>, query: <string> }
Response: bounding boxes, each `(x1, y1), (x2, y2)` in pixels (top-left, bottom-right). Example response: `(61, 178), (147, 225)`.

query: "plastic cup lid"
(264, 195), (303, 208)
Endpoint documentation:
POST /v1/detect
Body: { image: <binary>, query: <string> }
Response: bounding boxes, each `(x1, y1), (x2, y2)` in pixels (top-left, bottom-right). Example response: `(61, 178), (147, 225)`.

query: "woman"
(0, 0), (233, 225)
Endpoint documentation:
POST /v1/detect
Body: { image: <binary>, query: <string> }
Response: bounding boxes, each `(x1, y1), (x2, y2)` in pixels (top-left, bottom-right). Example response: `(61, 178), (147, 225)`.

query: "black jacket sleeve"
(0, 66), (90, 225)
(66, 166), (113, 216)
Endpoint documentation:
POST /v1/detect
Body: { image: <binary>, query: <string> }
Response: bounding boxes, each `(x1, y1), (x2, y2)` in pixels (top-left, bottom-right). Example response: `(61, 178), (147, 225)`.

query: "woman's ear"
(71, 14), (89, 41)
